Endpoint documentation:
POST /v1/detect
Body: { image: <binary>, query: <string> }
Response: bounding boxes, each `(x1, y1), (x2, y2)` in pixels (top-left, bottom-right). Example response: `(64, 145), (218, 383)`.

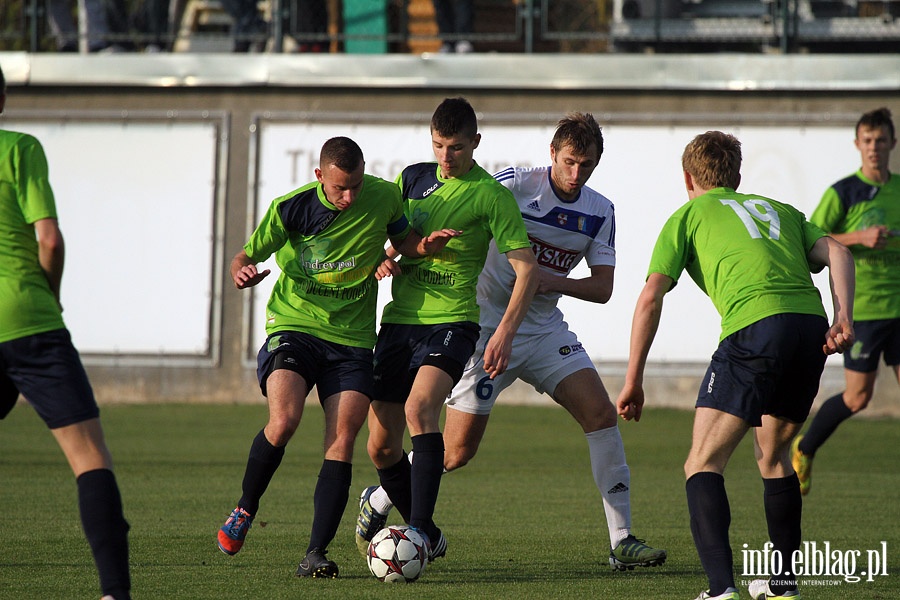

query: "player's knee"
(443, 447), (474, 472)
(845, 389), (873, 412)
(264, 420), (298, 446)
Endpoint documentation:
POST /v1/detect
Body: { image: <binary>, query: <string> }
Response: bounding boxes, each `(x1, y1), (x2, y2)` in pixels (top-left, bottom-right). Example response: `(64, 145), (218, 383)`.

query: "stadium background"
(0, 0), (898, 416)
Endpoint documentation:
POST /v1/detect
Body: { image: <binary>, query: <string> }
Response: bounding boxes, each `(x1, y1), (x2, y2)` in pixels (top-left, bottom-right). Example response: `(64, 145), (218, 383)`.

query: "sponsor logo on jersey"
(526, 200), (541, 212)
(558, 343), (584, 356)
(529, 235), (580, 273)
(423, 182), (440, 197)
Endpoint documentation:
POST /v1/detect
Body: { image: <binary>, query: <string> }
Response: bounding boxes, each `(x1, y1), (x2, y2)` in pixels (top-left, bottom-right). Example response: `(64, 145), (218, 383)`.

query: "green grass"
(2, 403), (898, 599)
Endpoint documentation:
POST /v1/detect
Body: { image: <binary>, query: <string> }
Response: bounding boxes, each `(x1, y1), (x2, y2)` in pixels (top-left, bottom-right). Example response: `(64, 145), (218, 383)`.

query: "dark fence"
(1, 0), (898, 53)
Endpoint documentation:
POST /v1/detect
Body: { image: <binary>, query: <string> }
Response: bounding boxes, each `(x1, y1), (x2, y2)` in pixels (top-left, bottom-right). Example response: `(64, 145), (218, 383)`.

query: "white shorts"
(445, 323), (595, 416)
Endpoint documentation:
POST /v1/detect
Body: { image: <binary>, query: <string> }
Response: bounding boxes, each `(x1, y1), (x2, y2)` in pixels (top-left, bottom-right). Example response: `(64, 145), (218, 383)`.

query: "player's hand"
(483, 329), (513, 379)
(535, 270), (560, 295)
(616, 382), (645, 422)
(234, 265), (270, 289)
(860, 225), (890, 249)
(419, 229), (461, 256)
(823, 320), (854, 355)
(375, 257), (401, 280)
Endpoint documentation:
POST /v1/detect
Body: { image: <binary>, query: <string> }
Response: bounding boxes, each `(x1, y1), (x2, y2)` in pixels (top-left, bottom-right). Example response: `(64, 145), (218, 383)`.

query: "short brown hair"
(551, 112), (603, 159)
(681, 131), (742, 190)
(320, 136), (364, 172)
(431, 97), (478, 139)
(856, 107), (895, 141)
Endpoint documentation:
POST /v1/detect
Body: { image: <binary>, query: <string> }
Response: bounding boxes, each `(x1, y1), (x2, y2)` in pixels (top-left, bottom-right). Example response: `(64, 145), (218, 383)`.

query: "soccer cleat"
(748, 579), (801, 599)
(694, 588), (740, 600)
(791, 435), (813, 496)
(428, 530), (448, 560)
(609, 534), (667, 570)
(355, 485), (390, 555)
(217, 507), (253, 555)
(296, 548), (339, 578)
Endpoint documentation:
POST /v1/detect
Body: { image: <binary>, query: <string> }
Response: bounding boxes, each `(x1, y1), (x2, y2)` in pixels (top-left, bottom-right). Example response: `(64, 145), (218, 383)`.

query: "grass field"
(2, 402), (897, 599)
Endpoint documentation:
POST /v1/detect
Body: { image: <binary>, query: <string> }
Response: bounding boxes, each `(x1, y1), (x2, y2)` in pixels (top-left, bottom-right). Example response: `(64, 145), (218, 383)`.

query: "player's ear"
(471, 133), (481, 149)
(734, 173), (741, 191)
(683, 171), (694, 192)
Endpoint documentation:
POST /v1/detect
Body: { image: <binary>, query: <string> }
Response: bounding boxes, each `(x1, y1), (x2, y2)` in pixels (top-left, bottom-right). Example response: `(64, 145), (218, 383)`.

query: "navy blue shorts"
(697, 314), (829, 426)
(256, 331), (374, 401)
(0, 329), (99, 429)
(373, 322), (480, 404)
(843, 318), (900, 372)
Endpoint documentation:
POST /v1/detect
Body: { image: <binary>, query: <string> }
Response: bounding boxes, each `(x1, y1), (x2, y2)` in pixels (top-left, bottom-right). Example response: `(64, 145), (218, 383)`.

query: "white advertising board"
(250, 118), (858, 364)
(5, 119), (221, 357)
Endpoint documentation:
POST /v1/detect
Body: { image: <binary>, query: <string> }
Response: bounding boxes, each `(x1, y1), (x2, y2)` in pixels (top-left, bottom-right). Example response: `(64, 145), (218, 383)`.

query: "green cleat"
(609, 534), (667, 570)
(791, 435), (813, 496)
(694, 588), (740, 600)
(749, 579), (801, 599)
(355, 485), (390, 555)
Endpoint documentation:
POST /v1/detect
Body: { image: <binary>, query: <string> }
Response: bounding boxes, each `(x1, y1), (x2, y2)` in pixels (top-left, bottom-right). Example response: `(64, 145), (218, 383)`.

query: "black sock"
(307, 459), (352, 553)
(237, 429), (285, 515)
(798, 393), (853, 457)
(763, 474), (801, 595)
(77, 469), (131, 600)
(409, 432), (444, 538)
(686, 472), (734, 595)
(378, 453), (412, 523)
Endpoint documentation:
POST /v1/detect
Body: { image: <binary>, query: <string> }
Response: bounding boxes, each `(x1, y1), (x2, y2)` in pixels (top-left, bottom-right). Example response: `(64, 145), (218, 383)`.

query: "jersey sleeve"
(244, 199), (288, 262)
(385, 183), (411, 241)
(809, 186), (844, 233)
(647, 209), (691, 284)
(17, 137), (57, 224)
(487, 185), (531, 254)
(586, 203), (616, 268)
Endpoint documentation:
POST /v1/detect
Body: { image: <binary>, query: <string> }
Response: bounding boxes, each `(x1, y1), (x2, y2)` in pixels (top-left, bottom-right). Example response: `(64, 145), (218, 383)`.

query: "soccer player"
(216, 136), (457, 578)
(0, 66), (132, 600)
(363, 97), (538, 562)
(792, 107), (900, 496)
(356, 112), (666, 571)
(615, 131), (855, 600)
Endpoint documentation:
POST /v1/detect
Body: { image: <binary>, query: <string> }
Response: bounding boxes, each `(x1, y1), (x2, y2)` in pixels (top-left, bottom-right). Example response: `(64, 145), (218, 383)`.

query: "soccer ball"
(366, 525), (429, 583)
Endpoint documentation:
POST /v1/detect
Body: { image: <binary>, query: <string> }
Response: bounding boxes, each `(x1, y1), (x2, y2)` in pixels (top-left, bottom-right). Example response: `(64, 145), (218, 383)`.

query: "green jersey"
(245, 174), (409, 348)
(649, 187), (827, 341)
(0, 130), (66, 343)
(810, 170), (900, 320)
(381, 162), (531, 325)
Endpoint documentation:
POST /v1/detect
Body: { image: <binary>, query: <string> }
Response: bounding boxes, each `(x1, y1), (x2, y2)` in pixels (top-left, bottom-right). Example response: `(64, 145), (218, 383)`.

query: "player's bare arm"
(34, 218), (65, 303)
(807, 236), (856, 355)
(483, 247), (538, 379)
(617, 272), (673, 422)
(537, 264), (614, 304)
(830, 224), (890, 250)
(230, 249), (271, 289)
(392, 228), (461, 258)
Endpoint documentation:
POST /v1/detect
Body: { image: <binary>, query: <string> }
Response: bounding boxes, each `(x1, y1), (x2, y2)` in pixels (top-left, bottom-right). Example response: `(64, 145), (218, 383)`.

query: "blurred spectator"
(432, 0), (473, 53)
(46, 0), (122, 51)
(291, 0), (328, 52)
(219, 0), (269, 52)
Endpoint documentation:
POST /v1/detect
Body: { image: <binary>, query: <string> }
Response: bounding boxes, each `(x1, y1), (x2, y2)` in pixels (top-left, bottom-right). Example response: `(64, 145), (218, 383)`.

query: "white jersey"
(478, 165), (616, 335)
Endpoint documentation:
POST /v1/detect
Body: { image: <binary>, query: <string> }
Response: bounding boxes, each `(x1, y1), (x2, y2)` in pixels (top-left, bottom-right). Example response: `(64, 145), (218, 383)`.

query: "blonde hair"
(681, 131), (742, 190)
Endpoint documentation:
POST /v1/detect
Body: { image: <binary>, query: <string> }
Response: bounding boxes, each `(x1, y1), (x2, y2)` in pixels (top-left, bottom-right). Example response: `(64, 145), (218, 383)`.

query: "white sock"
(369, 485), (393, 514)
(586, 426), (632, 548)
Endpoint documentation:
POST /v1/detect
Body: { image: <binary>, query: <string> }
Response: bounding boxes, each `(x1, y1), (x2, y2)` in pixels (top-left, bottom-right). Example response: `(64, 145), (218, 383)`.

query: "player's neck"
(861, 165), (890, 185)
